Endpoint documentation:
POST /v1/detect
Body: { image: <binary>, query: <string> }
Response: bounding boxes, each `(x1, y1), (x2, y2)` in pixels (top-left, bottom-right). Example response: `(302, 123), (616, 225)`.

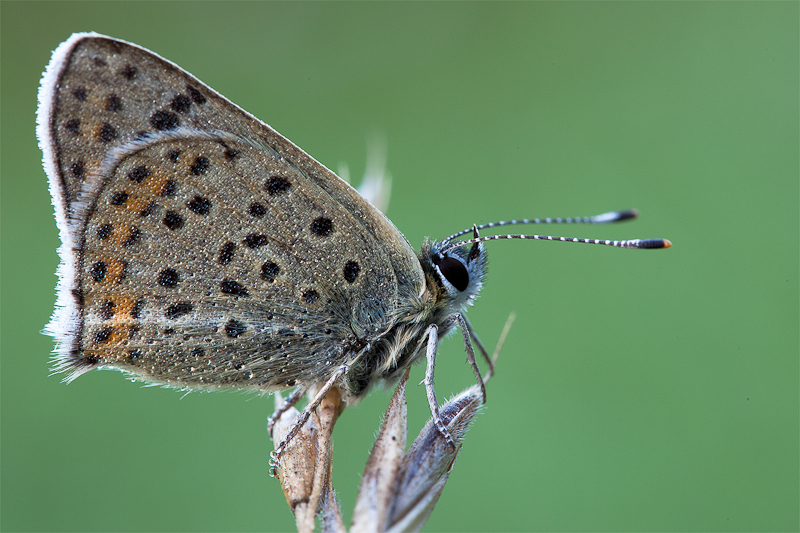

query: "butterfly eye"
(433, 255), (469, 292)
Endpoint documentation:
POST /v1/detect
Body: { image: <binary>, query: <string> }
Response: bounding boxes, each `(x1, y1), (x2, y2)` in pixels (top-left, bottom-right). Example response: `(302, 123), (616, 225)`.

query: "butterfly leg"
(268, 385), (306, 437)
(457, 313), (488, 403)
(460, 314), (495, 379)
(270, 364), (349, 468)
(423, 323), (457, 449)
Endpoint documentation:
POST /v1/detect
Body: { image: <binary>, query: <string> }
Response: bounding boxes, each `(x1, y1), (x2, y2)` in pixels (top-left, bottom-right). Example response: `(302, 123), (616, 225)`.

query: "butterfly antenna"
(442, 209), (639, 244)
(441, 233), (671, 255)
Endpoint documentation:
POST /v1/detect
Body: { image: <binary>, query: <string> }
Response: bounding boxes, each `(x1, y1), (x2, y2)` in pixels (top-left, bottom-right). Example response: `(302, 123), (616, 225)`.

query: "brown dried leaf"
(385, 385), (484, 532)
(350, 371), (410, 532)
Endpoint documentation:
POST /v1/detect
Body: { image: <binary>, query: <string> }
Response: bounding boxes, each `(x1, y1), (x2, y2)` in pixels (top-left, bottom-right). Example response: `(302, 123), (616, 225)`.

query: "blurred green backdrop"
(2, 2), (797, 532)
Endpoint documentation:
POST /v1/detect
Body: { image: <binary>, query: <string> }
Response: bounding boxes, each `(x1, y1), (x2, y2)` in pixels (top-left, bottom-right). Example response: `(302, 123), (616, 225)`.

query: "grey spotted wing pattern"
(37, 33), (425, 389)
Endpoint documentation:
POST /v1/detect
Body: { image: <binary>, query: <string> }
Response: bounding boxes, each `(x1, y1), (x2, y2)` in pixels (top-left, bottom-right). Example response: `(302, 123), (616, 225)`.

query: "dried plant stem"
(274, 386), (344, 533)
(485, 312), (516, 383)
(271, 315), (513, 532)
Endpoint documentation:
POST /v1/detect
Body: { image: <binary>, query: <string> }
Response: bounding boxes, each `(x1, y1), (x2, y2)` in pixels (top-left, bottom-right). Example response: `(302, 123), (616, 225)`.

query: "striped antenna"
(439, 209), (671, 255)
(442, 209), (639, 244)
(441, 234), (671, 255)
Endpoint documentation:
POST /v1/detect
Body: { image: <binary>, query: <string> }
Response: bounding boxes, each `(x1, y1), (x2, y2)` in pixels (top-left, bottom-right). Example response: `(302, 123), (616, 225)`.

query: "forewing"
(37, 33), (425, 389)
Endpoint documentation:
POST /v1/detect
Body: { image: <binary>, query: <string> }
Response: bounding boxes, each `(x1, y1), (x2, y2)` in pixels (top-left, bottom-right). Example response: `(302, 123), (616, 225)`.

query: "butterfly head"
(423, 226), (488, 312)
(418, 210), (673, 316)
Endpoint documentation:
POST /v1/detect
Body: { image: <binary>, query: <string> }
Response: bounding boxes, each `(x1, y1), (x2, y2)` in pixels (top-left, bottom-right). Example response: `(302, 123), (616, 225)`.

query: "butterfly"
(37, 33), (671, 461)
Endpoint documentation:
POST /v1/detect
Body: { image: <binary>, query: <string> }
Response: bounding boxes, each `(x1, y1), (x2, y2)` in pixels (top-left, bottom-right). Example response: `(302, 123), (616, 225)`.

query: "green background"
(2, 2), (797, 532)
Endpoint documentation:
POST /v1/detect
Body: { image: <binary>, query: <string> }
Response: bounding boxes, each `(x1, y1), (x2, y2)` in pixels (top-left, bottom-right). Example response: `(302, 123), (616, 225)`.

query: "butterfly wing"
(37, 33), (424, 390)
